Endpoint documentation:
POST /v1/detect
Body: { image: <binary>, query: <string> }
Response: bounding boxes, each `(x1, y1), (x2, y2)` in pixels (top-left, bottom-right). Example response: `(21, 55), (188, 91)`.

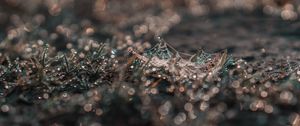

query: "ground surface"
(1, 1), (300, 126)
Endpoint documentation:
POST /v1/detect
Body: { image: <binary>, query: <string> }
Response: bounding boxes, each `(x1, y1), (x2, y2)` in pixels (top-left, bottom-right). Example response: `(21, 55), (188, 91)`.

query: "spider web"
(190, 50), (212, 65)
(144, 41), (174, 60)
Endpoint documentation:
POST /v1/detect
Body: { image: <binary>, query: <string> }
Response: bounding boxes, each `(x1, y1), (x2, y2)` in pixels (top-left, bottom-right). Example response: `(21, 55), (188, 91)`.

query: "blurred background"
(1, 1), (300, 126)
(1, 0), (300, 57)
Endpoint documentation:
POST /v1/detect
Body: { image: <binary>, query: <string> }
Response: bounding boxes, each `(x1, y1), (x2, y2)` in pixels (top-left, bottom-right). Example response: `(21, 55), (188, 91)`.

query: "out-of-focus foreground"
(1, 0), (300, 126)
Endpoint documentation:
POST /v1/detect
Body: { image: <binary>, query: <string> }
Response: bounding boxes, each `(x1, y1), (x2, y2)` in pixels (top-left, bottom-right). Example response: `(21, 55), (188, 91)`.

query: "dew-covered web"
(144, 41), (174, 60)
(191, 50), (212, 65)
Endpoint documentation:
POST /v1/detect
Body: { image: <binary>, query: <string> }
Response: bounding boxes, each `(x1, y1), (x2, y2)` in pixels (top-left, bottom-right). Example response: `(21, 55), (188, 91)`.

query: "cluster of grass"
(1, 36), (300, 126)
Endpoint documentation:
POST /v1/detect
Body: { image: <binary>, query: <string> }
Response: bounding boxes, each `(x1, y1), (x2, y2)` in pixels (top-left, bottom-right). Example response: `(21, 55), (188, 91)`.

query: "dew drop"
(158, 74), (162, 78)
(43, 93), (49, 99)
(184, 102), (193, 112)
(297, 71), (300, 75)
(200, 102), (209, 111)
(192, 74), (197, 79)
(84, 104), (93, 112)
(1, 105), (9, 112)
(158, 101), (172, 116)
(152, 67), (157, 71)
(173, 112), (186, 125)
(128, 88), (135, 95)
(95, 108), (103, 116)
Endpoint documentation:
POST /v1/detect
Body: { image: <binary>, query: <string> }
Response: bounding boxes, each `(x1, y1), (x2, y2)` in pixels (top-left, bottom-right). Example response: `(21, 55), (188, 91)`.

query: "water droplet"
(202, 94), (210, 101)
(264, 105), (273, 113)
(192, 74), (197, 79)
(152, 67), (157, 71)
(188, 111), (197, 120)
(150, 88), (158, 94)
(62, 92), (68, 98)
(200, 102), (209, 111)
(179, 86), (185, 92)
(84, 46), (90, 51)
(184, 103), (193, 112)
(280, 91), (294, 103)
(268, 66), (273, 71)
(79, 53), (85, 58)
(173, 112), (186, 125)
(232, 81), (240, 88)
(84, 104), (93, 112)
(158, 101), (172, 116)
(260, 91), (268, 98)
(95, 108), (103, 116)
(43, 93), (49, 99)
(128, 88), (135, 95)
(212, 87), (219, 94)
(1, 105), (9, 112)
(297, 71), (300, 75)
(111, 49), (116, 54)
(158, 74), (162, 78)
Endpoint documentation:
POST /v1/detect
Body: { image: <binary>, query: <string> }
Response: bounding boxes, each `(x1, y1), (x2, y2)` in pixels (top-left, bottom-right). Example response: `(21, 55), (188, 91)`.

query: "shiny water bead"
(188, 111), (197, 120)
(158, 74), (162, 78)
(84, 103), (93, 112)
(158, 101), (172, 116)
(173, 112), (187, 125)
(211, 87), (220, 94)
(152, 67), (157, 72)
(184, 102), (193, 112)
(1, 105), (9, 112)
(128, 88), (135, 95)
(192, 74), (197, 79)
(150, 88), (158, 94)
(43, 93), (49, 99)
(202, 94), (210, 101)
(200, 102), (209, 111)
(280, 91), (294, 104)
(95, 108), (103, 116)
(232, 81), (240, 88)
(297, 71), (300, 75)
(264, 105), (273, 113)
(62, 92), (68, 98)
(179, 86), (185, 92)
(57, 67), (61, 71)
(260, 91), (268, 98)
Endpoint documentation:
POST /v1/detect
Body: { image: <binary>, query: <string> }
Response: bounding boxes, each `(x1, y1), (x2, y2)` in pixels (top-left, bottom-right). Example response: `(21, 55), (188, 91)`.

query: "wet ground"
(1, 1), (300, 126)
